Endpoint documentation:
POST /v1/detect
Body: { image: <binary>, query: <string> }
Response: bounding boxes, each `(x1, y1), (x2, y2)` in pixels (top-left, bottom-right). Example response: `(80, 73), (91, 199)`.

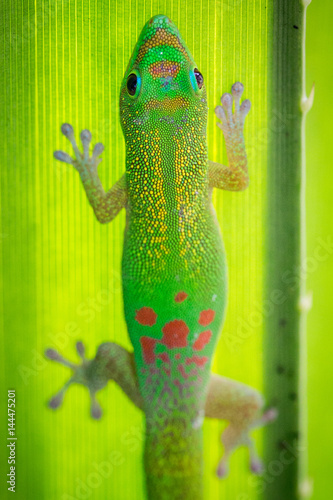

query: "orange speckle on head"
(137, 29), (190, 63)
(145, 96), (189, 112)
(161, 319), (189, 349)
(149, 60), (180, 79)
(135, 307), (157, 326)
(174, 291), (188, 303)
(193, 330), (212, 351)
(198, 309), (215, 326)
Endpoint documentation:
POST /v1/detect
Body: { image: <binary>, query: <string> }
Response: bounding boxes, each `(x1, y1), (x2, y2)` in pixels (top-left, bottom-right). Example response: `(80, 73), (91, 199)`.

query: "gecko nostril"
(147, 14), (177, 33)
(149, 14), (171, 25)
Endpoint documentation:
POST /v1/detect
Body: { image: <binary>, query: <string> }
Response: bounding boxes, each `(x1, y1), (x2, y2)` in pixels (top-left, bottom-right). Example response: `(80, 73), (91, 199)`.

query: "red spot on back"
(161, 320), (189, 349)
(140, 336), (158, 364)
(135, 307), (157, 326)
(173, 379), (182, 389)
(198, 309), (215, 326)
(175, 291), (188, 303)
(193, 330), (212, 351)
(150, 366), (159, 375)
(175, 353), (181, 360)
(186, 355), (209, 367)
(177, 364), (199, 379)
(158, 352), (171, 364)
(178, 364), (188, 379)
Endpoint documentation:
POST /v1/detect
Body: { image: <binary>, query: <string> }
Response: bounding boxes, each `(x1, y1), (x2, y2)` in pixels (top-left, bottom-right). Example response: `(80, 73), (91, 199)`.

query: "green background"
(0, 0), (331, 499)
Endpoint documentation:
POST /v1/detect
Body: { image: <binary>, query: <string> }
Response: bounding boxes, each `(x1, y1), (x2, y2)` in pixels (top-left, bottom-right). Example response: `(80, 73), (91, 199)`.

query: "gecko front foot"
(217, 407), (278, 479)
(45, 341), (109, 419)
(54, 123), (104, 173)
(215, 82), (251, 138)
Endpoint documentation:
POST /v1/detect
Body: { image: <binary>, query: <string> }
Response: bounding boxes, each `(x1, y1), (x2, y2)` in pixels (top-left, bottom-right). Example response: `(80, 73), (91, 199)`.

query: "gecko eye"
(127, 74), (138, 96)
(190, 67), (204, 92)
(194, 68), (204, 89)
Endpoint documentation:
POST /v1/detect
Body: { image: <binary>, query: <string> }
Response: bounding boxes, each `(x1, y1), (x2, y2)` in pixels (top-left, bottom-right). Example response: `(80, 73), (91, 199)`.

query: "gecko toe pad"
(76, 341), (86, 360)
(215, 82), (251, 132)
(221, 92), (233, 108)
(48, 391), (65, 410)
(262, 407), (278, 424)
(54, 151), (74, 164)
(231, 81), (244, 98)
(240, 99), (251, 119)
(80, 129), (92, 144)
(251, 407), (278, 430)
(61, 123), (74, 137)
(250, 457), (264, 474)
(45, 348), (76, 369)
(54, 124), (104, 170)
(90, 391), (103, 420)
(216, 461), (229, 479)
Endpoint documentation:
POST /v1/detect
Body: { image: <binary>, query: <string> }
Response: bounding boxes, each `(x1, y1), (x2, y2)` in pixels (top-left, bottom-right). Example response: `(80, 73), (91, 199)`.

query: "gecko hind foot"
(45, 341), (107, 419)
(215, 81), (251, 134)
(54, 123), (104, 173)
(216, 407), (278, 479)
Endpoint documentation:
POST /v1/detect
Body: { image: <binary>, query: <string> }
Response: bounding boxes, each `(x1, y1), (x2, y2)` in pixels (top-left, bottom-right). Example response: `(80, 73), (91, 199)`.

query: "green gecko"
(47, 14), (276, 500)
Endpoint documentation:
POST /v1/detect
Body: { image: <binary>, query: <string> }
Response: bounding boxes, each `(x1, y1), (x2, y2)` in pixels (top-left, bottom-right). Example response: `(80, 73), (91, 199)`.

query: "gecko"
(46, 14), (277, 500)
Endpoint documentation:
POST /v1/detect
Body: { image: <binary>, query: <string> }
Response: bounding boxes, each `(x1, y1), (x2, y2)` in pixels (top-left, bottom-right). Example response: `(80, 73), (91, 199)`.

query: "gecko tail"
(140, 376), (208, 500)
(144, 414), (205, 500)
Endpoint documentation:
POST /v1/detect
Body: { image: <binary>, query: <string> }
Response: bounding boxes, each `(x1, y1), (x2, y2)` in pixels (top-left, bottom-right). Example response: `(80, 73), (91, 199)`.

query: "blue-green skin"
(119, 15), (226, 499)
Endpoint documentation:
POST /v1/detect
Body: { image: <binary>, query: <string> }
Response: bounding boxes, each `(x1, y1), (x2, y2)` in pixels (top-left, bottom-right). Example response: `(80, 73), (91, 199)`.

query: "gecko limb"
(54, 124), (127, 223)
(45, 341), (142, 419)
(209, 82), (251, 191)
(46, 342), (277, 476)
(45, 342), (107, 419)
(207, 375), (278, 478)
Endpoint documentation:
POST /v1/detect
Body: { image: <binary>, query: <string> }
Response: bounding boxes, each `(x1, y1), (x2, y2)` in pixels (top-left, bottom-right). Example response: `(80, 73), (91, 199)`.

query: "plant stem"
(263, 1), (313, 499)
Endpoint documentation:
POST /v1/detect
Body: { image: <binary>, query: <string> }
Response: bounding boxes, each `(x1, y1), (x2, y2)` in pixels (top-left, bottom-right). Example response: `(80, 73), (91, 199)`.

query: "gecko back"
(120, 15), (227, 498)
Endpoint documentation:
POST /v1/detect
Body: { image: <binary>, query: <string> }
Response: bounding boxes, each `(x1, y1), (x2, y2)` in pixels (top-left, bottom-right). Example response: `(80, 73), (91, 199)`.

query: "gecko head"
(119, 15), (207, 136)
